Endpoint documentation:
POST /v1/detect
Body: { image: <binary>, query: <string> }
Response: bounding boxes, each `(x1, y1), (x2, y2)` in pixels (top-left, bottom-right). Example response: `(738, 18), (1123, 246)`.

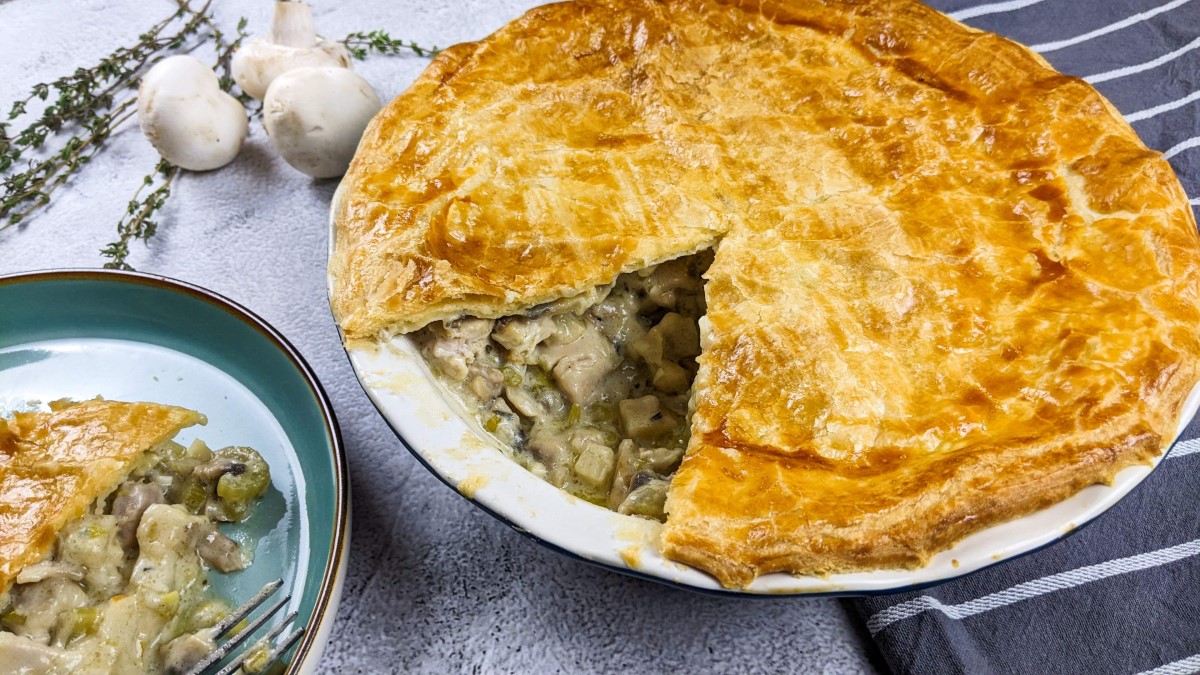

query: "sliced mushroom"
(112, 481), (166, 550)
(193, 523), (247, 573)
(608, 440), (640, 509)
(13, 561), (85, 586)
(191, 456), (240, 482)
(527, 426), (573, 487)
(466, 362), (503, 402)
(640, 446), (685, 475)
(618, 476), (670, 520)
(503, 384), (543, 419)
(162, 627), (217, 675)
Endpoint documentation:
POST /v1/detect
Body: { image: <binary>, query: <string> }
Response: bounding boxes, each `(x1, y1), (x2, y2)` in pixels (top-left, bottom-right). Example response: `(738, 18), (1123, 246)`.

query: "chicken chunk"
(537, 323), (619, 405)
(492, 315), (556, 363)
(424, 318), (495, 382)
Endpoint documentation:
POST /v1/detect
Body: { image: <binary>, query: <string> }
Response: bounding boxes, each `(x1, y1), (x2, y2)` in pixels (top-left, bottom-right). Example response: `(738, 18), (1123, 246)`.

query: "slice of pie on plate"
(329, 0), (1200, 587)
(0, 399), (203, 590)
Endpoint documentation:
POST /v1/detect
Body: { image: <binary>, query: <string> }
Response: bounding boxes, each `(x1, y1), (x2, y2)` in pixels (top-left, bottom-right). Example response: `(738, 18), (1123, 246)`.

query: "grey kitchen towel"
(853, 1), (1200, 674)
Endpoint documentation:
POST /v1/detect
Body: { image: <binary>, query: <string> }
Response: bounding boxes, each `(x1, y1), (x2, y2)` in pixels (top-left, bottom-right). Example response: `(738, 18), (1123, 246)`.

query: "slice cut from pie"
(0, 399), (204, 590)
(329, 0), (1200, 586)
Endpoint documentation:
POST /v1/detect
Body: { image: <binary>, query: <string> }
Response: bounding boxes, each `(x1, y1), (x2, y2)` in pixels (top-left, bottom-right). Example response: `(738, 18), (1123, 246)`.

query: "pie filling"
(0, 439), (271, 674)
(417, 252), (712, 520)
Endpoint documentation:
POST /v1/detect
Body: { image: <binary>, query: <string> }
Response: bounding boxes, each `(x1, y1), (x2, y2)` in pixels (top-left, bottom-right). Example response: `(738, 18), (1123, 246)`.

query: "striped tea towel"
(852, 1), (1200, 673)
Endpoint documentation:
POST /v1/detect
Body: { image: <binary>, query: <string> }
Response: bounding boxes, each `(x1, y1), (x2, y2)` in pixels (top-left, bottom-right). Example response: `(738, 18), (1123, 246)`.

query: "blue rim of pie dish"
(0, 268), (350, 668)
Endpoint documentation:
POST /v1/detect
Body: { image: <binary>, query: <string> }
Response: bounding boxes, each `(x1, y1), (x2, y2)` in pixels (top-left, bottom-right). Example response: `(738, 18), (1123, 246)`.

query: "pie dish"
(329, 0), (1200, 588)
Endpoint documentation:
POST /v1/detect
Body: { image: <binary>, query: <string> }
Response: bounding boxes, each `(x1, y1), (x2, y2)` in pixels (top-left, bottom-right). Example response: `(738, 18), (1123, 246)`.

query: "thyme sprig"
(100, 15), (250, 270)
(342, 30), (441, 59)
(3, 100), (136, 228)
(101, 159), (178, 270)
(0, 0), (217, 228)
(0, 2), (196, 161)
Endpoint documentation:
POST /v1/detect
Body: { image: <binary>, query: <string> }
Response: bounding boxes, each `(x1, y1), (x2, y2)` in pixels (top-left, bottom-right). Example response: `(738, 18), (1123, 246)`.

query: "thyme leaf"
(341, 30), (440, 60)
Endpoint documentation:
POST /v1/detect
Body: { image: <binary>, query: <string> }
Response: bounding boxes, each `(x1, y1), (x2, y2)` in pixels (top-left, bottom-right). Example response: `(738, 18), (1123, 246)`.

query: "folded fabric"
(853, 1), (1200, 672)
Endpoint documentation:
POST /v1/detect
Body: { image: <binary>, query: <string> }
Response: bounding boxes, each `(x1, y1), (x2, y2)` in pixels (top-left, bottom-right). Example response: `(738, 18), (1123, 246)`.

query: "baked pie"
(329, 0), (1200, 587)
(0, 400), (273, 672)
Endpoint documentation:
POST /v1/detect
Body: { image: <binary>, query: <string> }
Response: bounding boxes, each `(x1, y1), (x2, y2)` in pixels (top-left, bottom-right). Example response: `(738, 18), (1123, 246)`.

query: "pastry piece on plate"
(0, 399), (275, 672)
(0, 399), (203, 591)
(330, 0), (1200, 587)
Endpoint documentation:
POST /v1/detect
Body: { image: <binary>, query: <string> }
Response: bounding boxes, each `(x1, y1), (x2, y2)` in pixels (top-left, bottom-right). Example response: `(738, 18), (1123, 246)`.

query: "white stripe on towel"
(1191, 198), (1200, 206)
(1085, 36), (1200, 84)
(1125, 89), (1200, 123)
(1136, 653), (1200, 675)
(1164, 136), (1200, 160)
(1029, 0), (1194, 53)
(1169, 438), (1200, 457)
(950, 0), (1049, 21)
(866, 538), (1200, 634)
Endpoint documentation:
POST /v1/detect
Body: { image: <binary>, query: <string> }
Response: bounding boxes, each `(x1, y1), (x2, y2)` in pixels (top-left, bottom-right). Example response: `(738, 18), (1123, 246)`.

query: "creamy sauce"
(416, 254), (711, 520)
(0, 440), (270, 674)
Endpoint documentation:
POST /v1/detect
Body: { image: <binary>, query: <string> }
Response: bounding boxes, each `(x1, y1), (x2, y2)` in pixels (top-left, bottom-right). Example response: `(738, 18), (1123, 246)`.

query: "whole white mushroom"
(137, 55), (248, 171)
(262, 66), (382, 179)
(231, 1), (351, 101)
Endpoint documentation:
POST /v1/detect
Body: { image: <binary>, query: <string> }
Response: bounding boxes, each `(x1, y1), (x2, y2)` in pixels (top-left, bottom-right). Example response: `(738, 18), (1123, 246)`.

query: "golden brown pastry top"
(330, 0), (1200, 586)
(0, 400), (203, 591)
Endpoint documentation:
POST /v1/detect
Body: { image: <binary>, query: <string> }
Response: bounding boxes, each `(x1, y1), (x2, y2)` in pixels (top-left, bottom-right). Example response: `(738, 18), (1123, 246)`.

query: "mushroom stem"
(270, 1), (317, 49)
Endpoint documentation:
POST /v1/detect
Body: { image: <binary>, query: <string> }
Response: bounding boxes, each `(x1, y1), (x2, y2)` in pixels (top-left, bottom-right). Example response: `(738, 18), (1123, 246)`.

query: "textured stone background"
(0, 1), (881, 672)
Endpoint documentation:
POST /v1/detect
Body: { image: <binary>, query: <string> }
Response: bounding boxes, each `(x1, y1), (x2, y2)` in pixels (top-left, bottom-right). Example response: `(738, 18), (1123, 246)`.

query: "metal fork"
(183, 578), (305, 675)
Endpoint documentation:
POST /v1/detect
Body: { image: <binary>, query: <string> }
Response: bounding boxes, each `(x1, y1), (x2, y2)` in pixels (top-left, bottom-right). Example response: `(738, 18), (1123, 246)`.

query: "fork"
(183, 578), (305, 675)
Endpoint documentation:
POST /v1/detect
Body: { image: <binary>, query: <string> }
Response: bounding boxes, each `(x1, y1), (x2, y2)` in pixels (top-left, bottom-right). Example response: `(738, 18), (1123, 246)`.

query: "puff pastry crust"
(0, 400), (203, 591)
(330, 0), (1200, 586)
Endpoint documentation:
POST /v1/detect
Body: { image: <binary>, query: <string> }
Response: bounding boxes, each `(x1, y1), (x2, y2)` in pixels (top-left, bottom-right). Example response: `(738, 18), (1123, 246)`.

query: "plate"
(0, 269), (349, 670)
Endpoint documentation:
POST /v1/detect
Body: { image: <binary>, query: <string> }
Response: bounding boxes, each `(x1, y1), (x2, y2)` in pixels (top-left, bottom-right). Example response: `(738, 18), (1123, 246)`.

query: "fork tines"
(183, 578), (305, 675)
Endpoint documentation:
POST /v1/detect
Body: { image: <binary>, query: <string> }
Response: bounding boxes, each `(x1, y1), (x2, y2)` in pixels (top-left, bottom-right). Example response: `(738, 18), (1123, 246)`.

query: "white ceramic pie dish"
(339, 331), (1200, 595)
(328, 195), (1200, 595)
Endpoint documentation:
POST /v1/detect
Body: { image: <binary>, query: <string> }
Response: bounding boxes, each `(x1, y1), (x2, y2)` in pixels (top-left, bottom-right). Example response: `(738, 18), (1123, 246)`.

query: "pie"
(328, 0), (1200, 587)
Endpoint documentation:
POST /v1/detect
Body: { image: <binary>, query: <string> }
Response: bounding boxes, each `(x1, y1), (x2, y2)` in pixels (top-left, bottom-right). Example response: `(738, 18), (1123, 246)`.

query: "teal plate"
(0, 269), (348, 674)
